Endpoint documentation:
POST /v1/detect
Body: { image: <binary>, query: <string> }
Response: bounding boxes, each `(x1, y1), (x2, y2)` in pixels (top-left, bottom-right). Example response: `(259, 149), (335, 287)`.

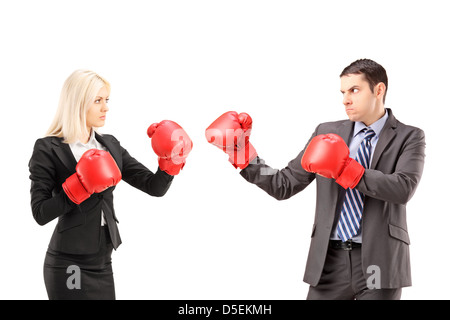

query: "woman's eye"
(106, 99), (110, 103)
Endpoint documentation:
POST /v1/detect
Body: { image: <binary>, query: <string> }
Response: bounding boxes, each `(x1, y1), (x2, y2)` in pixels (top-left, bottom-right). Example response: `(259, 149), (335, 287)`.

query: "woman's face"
(86, 86), (109, 130)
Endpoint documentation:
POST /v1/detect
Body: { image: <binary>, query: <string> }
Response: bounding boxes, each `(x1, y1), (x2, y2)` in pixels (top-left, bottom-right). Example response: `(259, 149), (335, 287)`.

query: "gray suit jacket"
(240, 109), (425, 288)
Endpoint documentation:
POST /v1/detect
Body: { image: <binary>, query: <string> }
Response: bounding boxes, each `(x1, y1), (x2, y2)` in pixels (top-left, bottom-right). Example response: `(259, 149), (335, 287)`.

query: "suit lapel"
(337, 120), (354, 145)
(371, 108), (397, 169)
(95, 132), (123, 169)
(51, 133), (123, 172)
(52, 138), (77, 172)
(334, 109), (397, 170)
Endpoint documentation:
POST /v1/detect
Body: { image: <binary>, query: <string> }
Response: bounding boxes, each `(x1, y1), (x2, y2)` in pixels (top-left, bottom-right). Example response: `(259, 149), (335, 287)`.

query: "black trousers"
(307, 243), (402, 300)
(43, 226), (115, 300)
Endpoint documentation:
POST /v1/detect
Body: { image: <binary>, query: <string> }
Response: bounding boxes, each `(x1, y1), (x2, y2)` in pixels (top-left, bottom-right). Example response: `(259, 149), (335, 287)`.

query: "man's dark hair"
(340, 59), (388, 103)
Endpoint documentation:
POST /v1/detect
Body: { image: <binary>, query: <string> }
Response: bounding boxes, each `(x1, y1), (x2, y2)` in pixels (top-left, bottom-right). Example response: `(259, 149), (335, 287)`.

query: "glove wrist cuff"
(62, 173), (91, 205)
(228, 142), (258, 169)
(335, 158), (365, 189)
(158, 158), (185, 176)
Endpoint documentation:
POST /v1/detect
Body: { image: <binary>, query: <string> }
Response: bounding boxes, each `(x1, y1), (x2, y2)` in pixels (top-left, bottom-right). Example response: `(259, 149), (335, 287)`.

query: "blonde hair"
(46, 69), (111, 143)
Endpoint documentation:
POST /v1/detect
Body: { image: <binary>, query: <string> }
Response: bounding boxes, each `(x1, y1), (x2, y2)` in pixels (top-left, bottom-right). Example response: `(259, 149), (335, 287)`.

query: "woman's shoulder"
(33, 136), (64, 148)
(30, 136), (63, 163)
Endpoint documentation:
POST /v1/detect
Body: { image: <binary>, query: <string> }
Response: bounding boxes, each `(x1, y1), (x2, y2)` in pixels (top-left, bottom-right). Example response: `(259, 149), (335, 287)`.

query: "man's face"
(340, 73), (379, 125)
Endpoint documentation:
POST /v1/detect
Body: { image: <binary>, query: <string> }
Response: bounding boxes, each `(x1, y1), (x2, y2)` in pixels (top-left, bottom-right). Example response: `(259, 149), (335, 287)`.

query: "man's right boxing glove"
(62, 149), (122, 204)
(205, 111), (257, 169)
(301, 133), (364, 189)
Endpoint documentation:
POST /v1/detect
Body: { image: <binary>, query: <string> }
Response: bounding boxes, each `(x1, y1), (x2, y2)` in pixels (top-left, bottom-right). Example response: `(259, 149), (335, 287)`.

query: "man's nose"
(343, 93), (352, 105)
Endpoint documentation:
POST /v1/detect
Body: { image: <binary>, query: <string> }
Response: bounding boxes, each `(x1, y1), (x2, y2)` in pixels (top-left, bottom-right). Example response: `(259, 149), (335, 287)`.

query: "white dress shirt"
(69, 130), (107, 226)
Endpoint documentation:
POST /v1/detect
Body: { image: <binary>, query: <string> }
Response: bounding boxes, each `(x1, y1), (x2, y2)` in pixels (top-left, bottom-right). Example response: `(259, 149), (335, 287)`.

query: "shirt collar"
(71, 129), (98, 148)
(87, 129), (97, 144)
(353, 109), (389, 138)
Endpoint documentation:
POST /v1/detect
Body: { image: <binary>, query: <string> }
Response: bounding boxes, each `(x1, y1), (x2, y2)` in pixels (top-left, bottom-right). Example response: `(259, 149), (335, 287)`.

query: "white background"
(0, 0), (448, 300)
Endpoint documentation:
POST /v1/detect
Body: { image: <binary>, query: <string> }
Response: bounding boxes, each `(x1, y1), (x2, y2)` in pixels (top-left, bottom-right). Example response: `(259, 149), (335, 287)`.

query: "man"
(205, 59), (426, 300)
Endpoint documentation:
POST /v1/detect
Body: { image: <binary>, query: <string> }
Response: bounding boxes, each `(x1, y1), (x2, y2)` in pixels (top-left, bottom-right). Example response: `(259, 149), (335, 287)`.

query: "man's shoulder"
(315, 119), (350, 134)
(393, 117), (423, 132)
(385, 109), (425, 139)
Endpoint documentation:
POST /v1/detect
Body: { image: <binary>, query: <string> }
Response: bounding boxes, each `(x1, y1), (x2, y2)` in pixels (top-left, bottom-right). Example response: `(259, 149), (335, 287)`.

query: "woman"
(29, 69), (192, 299)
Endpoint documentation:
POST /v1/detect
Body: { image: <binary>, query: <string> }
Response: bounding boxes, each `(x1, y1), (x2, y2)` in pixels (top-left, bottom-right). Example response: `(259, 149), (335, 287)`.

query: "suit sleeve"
(356, 127), (426, 204)
(120, 145), (174, 197)
(239, 130), (317, 200)
(29, 139), (78, 226)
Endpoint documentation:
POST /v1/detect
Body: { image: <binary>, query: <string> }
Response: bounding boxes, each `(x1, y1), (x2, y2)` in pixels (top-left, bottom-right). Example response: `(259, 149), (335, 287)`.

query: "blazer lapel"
(51, 133), (123, 172)
(95, 132), (123, 170)
(52, 138), (77, 172)
(337, 120), (355, 145)
(371, 108), (397, 169)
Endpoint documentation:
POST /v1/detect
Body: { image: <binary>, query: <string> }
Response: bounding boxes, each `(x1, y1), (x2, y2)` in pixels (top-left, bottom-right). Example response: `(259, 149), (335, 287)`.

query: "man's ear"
(375, 82), (386, 100)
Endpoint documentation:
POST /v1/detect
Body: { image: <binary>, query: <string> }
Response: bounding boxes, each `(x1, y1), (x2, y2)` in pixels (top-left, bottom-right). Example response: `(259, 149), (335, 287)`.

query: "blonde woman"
(29, 70), (192, 299)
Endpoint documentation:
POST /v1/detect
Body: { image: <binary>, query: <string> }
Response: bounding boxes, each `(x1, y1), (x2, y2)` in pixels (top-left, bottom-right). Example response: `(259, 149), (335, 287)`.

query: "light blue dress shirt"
(330, 110), (389, 242)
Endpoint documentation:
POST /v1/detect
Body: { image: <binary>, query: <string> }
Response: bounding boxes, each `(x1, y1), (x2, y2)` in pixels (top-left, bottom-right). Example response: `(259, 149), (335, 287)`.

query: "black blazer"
(29, 132), (174, 255)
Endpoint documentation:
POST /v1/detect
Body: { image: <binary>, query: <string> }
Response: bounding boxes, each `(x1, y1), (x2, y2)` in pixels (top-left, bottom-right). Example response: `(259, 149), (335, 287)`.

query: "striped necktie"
(337, 128), (376, 242)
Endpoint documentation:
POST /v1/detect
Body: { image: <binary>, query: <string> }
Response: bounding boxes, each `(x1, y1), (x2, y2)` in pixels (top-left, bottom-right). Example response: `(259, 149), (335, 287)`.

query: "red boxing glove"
(301, 133), (364, 189)
(147, 120), (193, 175)
(205, 111), (258, 169)
(62, 149), (122, 204)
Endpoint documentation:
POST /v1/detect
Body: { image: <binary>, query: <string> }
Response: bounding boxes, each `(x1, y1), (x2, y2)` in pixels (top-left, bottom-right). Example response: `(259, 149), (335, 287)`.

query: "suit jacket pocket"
(57, 209), (85, 233)
(388, 224), (410, 245)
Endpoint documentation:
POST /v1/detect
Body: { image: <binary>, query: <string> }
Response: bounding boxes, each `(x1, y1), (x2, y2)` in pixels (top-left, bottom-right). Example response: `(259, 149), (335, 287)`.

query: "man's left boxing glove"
(205, 111), (258, 169)
(301, 133), (364, 189)
(147, 120), (193, 176)
(62, 149), (122, 204)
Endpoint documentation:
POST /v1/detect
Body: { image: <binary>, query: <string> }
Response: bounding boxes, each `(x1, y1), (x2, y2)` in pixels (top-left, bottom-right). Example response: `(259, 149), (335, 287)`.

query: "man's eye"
(106, 99), (110, 103)
(352, 88), (359, 93)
